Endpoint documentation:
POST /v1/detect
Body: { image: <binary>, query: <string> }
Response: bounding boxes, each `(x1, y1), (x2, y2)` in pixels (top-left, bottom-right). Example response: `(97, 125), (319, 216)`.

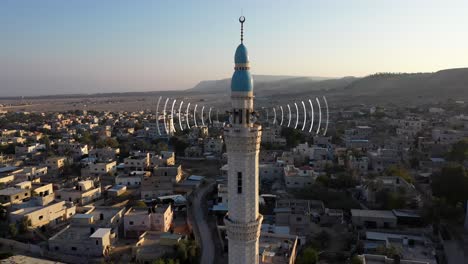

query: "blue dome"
(234, 44), (249, 64)
(231, 70), (253, 92)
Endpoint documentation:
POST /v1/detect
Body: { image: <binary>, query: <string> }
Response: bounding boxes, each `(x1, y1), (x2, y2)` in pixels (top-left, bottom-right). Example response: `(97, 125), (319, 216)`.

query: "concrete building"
(283, 165), (317, 189)
(10, 200), (76, 228)
(351, 209), (397, 228)
(115, 171), (149, 188)
(48, 226), (112, 257)
(86, 161), (117, 177)
(55, 180), (101, 205)
(123, 204), (173, 238)
(0, 187), (31, 206)
(223, 17), (263, 264)
(45, 157), (67, 171)
(149, 151), (175, 167)
(124, 154), (149, 172)
(259, 232), (298, 264)
(141, 166), (182, 199)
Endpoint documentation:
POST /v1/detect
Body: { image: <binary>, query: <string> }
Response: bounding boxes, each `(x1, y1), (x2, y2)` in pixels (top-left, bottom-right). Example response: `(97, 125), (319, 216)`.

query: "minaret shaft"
(224, 16), (262, 264)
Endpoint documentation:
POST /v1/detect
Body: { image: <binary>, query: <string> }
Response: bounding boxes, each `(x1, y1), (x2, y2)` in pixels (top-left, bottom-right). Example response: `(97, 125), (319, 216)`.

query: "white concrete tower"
(224, 16), (263, 264)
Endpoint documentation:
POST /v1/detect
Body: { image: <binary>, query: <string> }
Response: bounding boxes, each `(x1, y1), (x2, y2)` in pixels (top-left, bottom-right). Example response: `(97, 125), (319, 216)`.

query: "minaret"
(224, 16), (263, 264)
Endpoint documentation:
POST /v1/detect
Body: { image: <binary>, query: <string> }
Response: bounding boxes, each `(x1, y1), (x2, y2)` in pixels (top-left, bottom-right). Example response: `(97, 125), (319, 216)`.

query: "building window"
(237, 172), (242, 194)
(39, 215), (43, 220)
(129, 221), (134, 225)
(71, 247), (77, 251)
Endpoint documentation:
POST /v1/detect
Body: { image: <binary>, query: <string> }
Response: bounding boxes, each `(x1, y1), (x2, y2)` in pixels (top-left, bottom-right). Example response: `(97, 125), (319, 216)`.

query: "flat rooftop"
(351, 209), (397, 219)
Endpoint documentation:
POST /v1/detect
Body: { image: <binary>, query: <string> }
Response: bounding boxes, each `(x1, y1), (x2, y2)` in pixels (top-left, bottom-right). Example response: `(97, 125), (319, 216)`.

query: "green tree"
(432, 165), (468, 205)
(351, 255), (363, 264)
(296, 247), (318, 264)
(385, 165), (413, 183)
(447, 139), (468, 163)
(8, 224), (18, 237)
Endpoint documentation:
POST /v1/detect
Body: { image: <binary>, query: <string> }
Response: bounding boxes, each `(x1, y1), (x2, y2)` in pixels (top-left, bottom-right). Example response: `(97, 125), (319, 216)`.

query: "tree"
(385, 165), (413, 183)
(351, 255), (363, 264)
(432, 165), (468, 205)
(8, 224), (17, 237)
(296, 247), (318, 264)
(447, 139), (468, 163)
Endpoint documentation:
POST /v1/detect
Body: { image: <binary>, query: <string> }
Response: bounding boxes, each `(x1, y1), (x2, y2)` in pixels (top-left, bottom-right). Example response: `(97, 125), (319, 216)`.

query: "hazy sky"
(1, 0), (467, 96)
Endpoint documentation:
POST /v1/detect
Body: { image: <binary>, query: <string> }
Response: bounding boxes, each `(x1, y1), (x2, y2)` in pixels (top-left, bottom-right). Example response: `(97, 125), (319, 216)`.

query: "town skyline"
(2, 0), (468, 96)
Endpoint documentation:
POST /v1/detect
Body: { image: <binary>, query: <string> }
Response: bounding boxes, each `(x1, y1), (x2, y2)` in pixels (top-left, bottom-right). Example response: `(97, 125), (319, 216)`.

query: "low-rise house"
(283, 165), (317, 189)
(10, 200), (76, 228)
(133, 231), (183, 263)
(203, 137), (224, 156)
(351, 209), (397, 229)
(115, 171), (149, 188)
(359, 231), (436, 264)
(88, 147), (120, 162)
(363, 176), (418, 206)
(123, 204), (173, 238)
(124, 154), (149, 172)
(85, 161), (117, 177)
(275, 199), (324, 235)
(259, 232), (298, 264)
(55, 180), (101, 205)
(45, 157), (67, 172)
(0, 187), (31, 206)
(48, 226), (112, 257)
(141, 166), (182, 199)
(149, 151), (175, 167)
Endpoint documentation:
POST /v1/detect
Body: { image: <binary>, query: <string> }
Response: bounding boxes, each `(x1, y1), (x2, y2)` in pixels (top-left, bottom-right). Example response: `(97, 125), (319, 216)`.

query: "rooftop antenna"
(239, 14), (245, 43)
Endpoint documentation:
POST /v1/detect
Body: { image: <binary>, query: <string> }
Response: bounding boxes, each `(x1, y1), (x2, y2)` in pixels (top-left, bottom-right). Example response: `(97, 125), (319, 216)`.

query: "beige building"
(0, 187), (31, 206)
(123, 204), (173, 238)
(46, 157), (67, 171)
(150, 151), (175, 167)
(49, 226), (112, 257)
(283, 165), (317, 189)
(86, 161), (117, 177)
(141, 166), (182, 199)
(124, 154), (149, 172)
(259, 232), (298, 264)
(55, 180), (101, 205)
(10, 201), (76, 228)
(351, 209), (397, 228)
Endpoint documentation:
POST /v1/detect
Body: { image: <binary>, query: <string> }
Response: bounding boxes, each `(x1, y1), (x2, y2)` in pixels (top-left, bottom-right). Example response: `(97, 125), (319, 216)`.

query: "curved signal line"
(178, 101), (184, 131)
(301, 101), (307, 131)
(201, 106), (205, 126)
(280, 106), (284, 126)
(193, 104), (198, 127)
(323, 96), (329, 136)
(163, 98), (169, 134)
(273, 108), (277, 124)
(216, 110), (219, 122)
(208, 107), (212, 124)
(155, 96), (162, 136)
(287, 104), (291, 127)
(316, 97), (322, 135)
(294, 102), (299, 129)
(309, 99), (314, 133)
(186, 103), (191, 129)
(171, 99), (177, 133)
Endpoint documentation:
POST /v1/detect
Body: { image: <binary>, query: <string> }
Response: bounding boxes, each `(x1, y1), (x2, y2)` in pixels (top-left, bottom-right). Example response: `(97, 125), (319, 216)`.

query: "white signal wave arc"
(186, 103), (191, 129)
(208, 107), (212, 124)
(280, 106), (284, 126)
(201, 106), (205, 126)
(309, 99), (314, 133)
(315, 97), (321, 135)
(171, 99), (177, 133)
(323, 96), (329, 136)
(163, 98), (169, 134)
(287, 104), (291, 127)
(178, 101), (184, 131)
(193, 104), (198, 127)
(156, 96), (162, 136)
(273, 108), (277, 124)
(294, 102), (299, 129)
(301, 101), (307, 131)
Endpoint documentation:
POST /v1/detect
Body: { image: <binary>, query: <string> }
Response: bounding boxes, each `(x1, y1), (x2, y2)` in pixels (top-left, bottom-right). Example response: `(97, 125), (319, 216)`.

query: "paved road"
(190, 181), (216, 264)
